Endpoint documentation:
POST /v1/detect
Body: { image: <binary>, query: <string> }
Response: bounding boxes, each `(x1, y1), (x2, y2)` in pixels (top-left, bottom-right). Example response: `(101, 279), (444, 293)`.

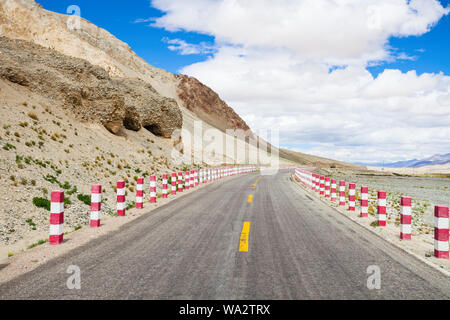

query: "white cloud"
(152, 0), (449, 65)
(149, 0), (450, 163)
(162, 38), (216, 55)
(134, 17), (154, 23)
(396, 52), (417, 60)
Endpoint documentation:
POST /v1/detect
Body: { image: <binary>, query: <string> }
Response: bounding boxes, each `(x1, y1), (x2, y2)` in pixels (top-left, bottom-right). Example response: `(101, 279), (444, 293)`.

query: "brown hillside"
(177, 74), (250, 133)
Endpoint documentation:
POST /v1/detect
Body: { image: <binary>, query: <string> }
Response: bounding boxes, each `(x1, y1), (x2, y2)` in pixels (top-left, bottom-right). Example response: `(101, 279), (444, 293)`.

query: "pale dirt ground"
(368, 165), (450, 175)
(292, 174), (450, 277)
(0, 171), (247, 284)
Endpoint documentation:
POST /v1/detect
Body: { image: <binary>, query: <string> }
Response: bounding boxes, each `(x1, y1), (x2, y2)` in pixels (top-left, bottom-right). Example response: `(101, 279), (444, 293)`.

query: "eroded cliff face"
(0, 37), (182, 138)
(177, 75), (250, 133)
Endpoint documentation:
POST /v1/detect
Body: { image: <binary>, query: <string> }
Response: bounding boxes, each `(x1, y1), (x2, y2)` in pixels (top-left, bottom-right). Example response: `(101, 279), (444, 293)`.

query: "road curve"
(1, 170), (449, 299)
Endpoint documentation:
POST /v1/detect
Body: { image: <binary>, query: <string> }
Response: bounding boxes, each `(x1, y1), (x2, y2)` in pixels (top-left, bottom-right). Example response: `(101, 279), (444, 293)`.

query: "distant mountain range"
(355, 153), (450, 168)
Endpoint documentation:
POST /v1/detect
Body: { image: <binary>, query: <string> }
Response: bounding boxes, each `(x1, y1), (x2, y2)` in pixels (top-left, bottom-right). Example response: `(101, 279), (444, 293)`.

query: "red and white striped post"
(90, 185), (102, 227)
(185, 171), (190, 190)
(319, 176), (325, 195)
(348, 183), (356, 211)
(190, 170), (195, 188)
(360, 186), (368, 217)
(136, 177), (144, 209)
(313, 174), (317, 192)
(331, 179), (337, 202)
(117, 181), (126, 216)
(325, 177), (331, 198)
(377, 190), (387, 226)
(149, 175), (157, 203)
(50, 190), (64, 244)
(339, 180), (346, 206)
(400, 196), (412, 240)
(162, 174), (168, 199)
(171, 172), (177, 195)
(195, 170), (199, 186)
(434, 205), (449, 259)
(178, 172), (183, 192)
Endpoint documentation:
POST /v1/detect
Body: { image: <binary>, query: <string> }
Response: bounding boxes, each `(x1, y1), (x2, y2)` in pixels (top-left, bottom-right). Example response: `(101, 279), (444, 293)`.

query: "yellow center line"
(252, 184), (256, 189)
(239, 222), (251, 252)
(248, 194), (253, 203)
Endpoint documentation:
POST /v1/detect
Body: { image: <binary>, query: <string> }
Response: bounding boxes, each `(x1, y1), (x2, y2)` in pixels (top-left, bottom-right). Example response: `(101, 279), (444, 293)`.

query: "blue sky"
(36, 0), (450, 163)
(368, 3), (450, 77)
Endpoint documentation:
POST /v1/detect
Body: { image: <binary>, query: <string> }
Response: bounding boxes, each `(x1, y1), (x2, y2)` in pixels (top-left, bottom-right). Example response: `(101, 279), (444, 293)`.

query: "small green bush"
(33, 197), (50, 211)
(60, 181), (71, 190)
(44, 174), (58, 184)
(26, 218), (37, 230)
(3, 143), (16, 151)
(77, 194), (91, 206)
(27, 239), (47, 249)
(126, 201), (136, 210)
(67, 186), (77, 195)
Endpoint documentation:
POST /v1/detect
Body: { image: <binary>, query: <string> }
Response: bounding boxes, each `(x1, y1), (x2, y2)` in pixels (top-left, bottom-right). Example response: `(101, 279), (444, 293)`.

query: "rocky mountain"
(410, 153), (450, 168)
(357, 153), (450, 168)
(177, 75), (250, 133)
(0, 37), (182, 138)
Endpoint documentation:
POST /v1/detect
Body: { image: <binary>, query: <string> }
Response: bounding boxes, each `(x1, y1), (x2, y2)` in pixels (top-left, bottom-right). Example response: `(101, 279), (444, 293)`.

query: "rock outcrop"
(0, 36), (182, 137)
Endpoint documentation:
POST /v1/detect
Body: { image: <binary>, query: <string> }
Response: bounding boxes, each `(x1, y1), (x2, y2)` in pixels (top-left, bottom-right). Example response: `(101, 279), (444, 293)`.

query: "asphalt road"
(1, 170), (450, 299)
